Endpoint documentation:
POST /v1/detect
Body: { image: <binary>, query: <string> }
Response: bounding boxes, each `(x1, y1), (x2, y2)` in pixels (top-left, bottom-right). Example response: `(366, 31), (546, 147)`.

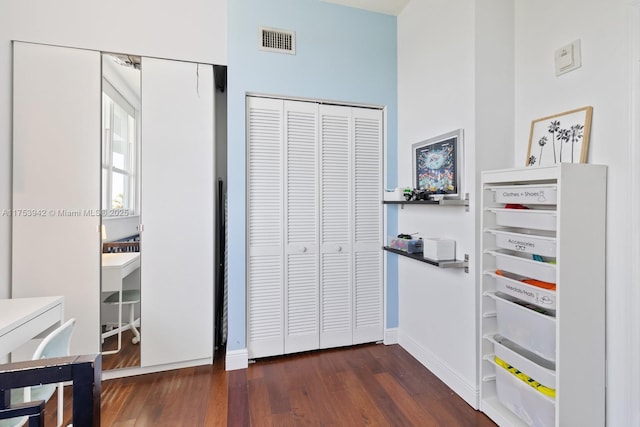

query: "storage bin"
(487, 334), (556, 388)
(490, 184), (557, 205)
(486, 249), (556, 283)
(490, 292), (556, 362)
(488, 208), (557, 231)
(423, 238), (455, 261)
(387, 236), (423, 253)
(493, 358), (556, 427)
(489, 229), (556, 257)
(489, 272), (556, 310)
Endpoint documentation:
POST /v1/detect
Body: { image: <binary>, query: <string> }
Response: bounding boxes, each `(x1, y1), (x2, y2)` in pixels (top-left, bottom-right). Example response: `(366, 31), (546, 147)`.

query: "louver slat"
(321, 114), (350, 244)
(248, 105), (282, 249)
(354, 117), (382, 244)
(286, 110), (317, 244)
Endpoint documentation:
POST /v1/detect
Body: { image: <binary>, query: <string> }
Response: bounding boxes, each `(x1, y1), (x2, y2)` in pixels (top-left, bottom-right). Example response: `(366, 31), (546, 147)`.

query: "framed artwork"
(412, 129), (463, 199)
(526, 106), (593, 167)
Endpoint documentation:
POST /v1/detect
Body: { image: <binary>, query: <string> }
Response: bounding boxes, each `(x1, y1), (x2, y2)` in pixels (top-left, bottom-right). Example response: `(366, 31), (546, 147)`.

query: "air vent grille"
(260, 27), (296, 55)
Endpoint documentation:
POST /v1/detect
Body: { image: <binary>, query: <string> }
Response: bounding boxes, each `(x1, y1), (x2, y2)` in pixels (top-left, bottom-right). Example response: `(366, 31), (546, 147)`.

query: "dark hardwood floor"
(101, 328), (141, 371)
(45, 343), (496, 426)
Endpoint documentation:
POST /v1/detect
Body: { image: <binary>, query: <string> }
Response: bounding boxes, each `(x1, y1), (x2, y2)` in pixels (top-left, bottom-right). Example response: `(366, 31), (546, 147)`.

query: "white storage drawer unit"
(479, 164), (606, 427)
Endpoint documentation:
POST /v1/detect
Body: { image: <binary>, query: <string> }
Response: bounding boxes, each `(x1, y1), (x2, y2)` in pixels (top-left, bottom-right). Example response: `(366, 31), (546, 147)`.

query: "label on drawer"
(490, 184), (557, 205)
(489, 229), (557, 257)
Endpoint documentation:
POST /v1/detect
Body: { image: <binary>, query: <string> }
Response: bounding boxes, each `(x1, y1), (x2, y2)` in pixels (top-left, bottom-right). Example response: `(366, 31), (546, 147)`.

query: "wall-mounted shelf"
(383, 193), (469, 209)
(383, 246), (469, 273)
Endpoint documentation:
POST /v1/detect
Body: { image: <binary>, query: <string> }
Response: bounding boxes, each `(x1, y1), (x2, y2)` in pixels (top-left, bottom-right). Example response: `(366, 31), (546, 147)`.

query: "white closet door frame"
(12, 42), (101, 357)
(141, 58), (214, 367)
(246, 96), (285, 358)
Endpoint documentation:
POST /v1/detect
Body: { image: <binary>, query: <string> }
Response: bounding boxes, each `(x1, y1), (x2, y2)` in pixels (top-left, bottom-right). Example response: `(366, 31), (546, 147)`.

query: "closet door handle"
(335, 245), (342, 252)
(300, 246), (307, 253)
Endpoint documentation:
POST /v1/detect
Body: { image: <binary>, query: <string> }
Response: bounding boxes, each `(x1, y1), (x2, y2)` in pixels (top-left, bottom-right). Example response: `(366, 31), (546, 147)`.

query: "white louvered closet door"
(319, 105), (353, 348)
(283, 100), (319, 353)
(352, 108), (383, 344)
(247, 96), (285, 359)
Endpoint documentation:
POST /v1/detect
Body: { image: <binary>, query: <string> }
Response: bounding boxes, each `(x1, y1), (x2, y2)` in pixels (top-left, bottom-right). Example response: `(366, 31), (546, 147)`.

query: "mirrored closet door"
(100, 53), (142, 369)
(12, 41), (214, 375)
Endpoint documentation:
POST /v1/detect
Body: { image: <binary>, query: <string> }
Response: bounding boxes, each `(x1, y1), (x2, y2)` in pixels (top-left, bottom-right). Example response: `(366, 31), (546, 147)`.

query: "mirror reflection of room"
(100, 53), (142, 370)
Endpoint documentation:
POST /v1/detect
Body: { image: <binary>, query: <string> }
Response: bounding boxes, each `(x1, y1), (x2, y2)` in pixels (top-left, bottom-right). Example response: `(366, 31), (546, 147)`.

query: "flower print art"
(526, 107), (592, 167)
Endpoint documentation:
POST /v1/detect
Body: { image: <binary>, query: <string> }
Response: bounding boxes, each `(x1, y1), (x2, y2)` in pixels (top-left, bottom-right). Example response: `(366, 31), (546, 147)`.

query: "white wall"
(397, 0), (513, 407)
(515, 0), (636, 424)
(400, 0), (636, 423)
(0, 0), (227, 298)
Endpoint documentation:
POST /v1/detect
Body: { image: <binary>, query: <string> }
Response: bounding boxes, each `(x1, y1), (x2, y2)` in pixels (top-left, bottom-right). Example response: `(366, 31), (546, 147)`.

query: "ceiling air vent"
(260, 26), (296, 55)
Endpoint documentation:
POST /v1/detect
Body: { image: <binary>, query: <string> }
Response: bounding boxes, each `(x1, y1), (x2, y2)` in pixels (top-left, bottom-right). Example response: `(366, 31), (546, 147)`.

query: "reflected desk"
(101, 252), (141, 354)
(0, 296), (64, 360)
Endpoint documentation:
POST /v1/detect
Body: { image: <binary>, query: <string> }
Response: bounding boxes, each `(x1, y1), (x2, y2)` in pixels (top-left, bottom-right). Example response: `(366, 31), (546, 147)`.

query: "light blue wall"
(227, 0), (398, 351)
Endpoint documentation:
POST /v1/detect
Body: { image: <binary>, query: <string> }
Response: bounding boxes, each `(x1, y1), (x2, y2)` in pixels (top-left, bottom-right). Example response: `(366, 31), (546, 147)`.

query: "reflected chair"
(0, 318), (76, 427)
(101, 290), (141, 355)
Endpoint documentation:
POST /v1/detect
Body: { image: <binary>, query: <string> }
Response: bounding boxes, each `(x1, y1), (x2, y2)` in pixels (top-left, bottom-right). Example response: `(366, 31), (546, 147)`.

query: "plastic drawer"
(490, 184), (557, 205)
(488, 229), (556, 257)
(487, 334), (556, 388)
(489, 272), (556, 310)
(490, 292), (556, 362)
(494, 360), (556, 427)
(486, 249), (556, 283)
(488, 208), (557, 231)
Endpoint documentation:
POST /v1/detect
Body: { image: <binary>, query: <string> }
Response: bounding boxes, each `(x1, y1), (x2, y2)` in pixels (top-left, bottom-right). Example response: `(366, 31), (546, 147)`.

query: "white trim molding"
(101, 357), (213, 380)
(398, 330), (478, 409)
(225, 348), (249, 371)
(384, 328), (398, 344)
(628, 2), (640, 426)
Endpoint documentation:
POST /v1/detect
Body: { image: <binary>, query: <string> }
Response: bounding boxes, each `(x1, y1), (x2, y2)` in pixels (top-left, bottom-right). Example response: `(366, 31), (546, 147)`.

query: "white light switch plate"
(555, 39), (581, 76)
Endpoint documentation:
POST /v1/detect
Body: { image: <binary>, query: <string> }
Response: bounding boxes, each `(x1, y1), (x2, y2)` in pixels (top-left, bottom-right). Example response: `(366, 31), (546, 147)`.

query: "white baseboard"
(384, 328), (398, 344)
(101, 357), (213, 380)
(398, 330), (479, 409)
(225, 348), (249, 371)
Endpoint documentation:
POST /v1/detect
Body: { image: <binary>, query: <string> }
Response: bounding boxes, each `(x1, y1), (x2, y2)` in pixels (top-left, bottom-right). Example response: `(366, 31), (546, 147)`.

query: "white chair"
(101, 290), (140, 355)
(0, 318), (76, 427)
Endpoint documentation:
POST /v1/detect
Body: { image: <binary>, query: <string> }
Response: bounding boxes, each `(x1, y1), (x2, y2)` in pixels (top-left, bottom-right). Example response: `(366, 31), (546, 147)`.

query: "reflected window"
(102, 79), (137, 214)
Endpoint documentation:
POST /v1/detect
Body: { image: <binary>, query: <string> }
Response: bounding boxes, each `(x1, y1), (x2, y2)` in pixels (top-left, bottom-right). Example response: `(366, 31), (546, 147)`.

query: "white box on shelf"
(384, 188), (404, 201)
(490, 292), (556, 362)
(494, 360), (555, 427)
(491, 184), (558, 205)
(423, 238), (455, 261)
(488, 208), (557, 231)
(486, 249), (556, 283)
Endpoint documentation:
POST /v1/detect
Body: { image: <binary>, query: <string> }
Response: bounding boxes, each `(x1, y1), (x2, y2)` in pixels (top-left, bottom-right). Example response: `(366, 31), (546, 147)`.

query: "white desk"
(101, 252), (141, 293)
(0, 296), (64, 359)
(101, 252), (141, 354)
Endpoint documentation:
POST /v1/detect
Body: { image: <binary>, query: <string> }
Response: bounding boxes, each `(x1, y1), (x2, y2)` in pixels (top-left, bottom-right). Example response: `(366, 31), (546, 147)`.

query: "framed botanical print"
(526, 106), (593, 167)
